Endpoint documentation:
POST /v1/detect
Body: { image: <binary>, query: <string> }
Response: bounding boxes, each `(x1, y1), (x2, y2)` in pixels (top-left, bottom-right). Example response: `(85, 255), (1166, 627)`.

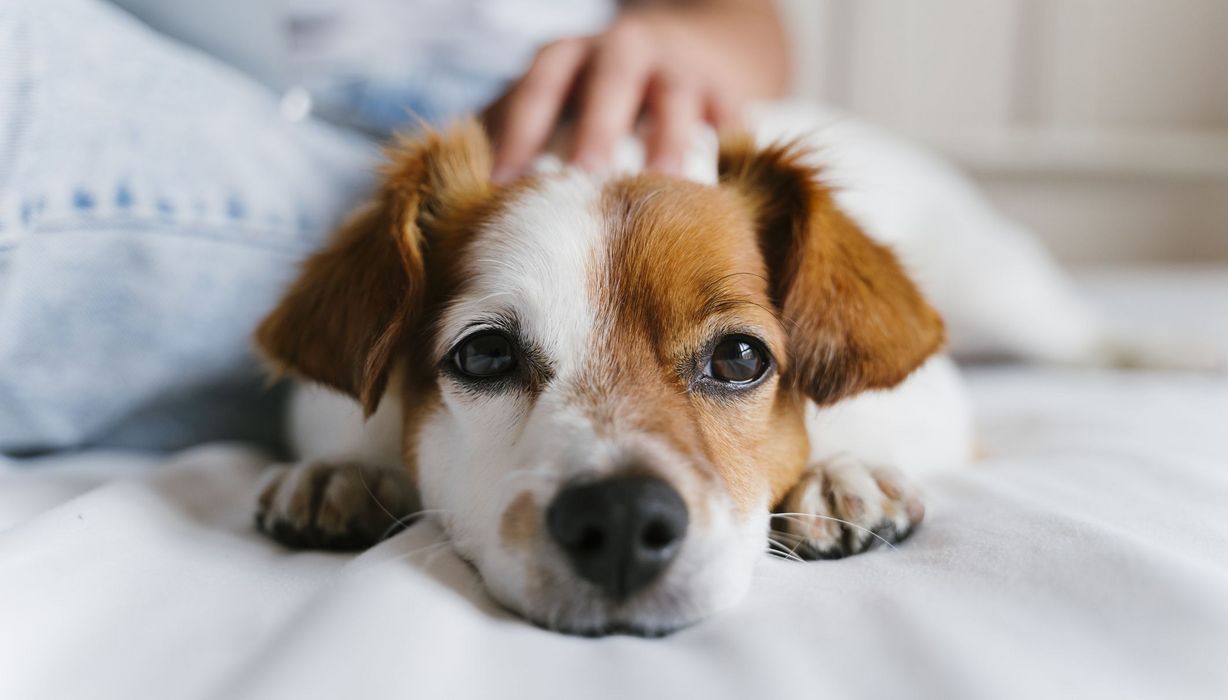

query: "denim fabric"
(104, 0), (616, 136)
(0, 0), (383, 452)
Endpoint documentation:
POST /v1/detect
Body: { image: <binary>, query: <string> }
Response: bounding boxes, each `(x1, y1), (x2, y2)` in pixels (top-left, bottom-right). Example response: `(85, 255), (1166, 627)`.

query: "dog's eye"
(454, 332), (517, 377)
(706, 336), (768, 384)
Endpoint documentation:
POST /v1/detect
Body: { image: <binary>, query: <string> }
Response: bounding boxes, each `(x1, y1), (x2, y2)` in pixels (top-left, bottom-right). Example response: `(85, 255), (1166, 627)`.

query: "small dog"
(251, 106), (1210, 636)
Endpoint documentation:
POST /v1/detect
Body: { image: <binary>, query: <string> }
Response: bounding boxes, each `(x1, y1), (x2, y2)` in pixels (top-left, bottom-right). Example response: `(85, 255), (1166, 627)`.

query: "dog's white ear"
(718, 135), (945, 406)
(255, 119), (492, 414)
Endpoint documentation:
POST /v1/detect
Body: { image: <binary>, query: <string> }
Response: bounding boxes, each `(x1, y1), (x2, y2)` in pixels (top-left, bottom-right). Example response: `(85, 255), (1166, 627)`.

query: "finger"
(645, 73), (700, 176)
(491, 38), (591, 183)
(571, 23), (655, 170)
(703, 88), (743, 132)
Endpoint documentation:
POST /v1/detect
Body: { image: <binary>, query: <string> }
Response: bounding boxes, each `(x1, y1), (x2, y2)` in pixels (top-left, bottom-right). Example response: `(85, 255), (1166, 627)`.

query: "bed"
(2, 266), (1226, 700)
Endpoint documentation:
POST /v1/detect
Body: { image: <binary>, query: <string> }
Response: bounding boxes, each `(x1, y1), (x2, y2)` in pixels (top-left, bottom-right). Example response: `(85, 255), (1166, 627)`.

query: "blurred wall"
(778, 0), (1228, 264)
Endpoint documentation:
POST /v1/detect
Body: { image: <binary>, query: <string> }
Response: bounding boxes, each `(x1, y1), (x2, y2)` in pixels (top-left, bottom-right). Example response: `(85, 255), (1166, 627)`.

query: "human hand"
(484, 1), (788, 183)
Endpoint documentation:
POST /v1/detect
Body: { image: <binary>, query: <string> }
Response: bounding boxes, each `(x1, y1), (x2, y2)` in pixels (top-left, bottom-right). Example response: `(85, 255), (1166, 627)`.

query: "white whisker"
(766, 537), (807, 563)
(350, 540), (452, 575)
(353, 465), (403, 531)
(772, 511), (899, 551)
(378, 508), (456, 541)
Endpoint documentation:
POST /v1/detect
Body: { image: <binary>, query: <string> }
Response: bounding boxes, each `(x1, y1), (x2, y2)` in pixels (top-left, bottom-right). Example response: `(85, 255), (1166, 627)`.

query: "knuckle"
(655, 67), (693, 94)
(595, 27), (655, 75)
(588, 55), (640, 87)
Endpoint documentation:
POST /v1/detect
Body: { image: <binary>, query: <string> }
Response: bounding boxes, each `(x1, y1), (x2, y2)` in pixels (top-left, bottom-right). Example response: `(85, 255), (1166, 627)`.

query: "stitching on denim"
(26, 220), (319, 256)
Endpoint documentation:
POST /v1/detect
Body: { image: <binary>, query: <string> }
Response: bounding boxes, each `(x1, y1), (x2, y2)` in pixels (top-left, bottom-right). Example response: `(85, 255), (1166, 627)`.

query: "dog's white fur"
(265, 102), (1214, 635)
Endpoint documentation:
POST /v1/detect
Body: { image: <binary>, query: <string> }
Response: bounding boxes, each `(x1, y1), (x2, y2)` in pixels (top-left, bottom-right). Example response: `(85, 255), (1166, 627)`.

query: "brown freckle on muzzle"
(500, 491), (539, 550)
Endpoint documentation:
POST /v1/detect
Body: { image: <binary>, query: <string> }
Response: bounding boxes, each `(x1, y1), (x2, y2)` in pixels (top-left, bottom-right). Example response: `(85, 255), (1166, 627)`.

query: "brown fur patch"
(587, 175), (809, 512)
(500, 491), (539, 551)
(718, 134), (946, 406)
(254, 119), (525, 481)
(394, 371), (441, 486)
(254, 119), (495, 415)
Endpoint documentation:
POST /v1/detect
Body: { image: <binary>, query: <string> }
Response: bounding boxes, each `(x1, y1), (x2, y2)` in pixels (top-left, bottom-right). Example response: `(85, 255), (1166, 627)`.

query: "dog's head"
(256, 120), (942, 635)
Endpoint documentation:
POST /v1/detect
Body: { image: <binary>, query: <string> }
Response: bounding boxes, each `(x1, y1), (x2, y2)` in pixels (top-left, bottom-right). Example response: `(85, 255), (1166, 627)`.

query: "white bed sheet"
(2, 267), (1227, 700)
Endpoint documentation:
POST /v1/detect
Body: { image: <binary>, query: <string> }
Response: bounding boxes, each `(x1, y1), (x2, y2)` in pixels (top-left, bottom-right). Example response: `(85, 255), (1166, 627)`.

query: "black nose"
(546, 475), (689, 600)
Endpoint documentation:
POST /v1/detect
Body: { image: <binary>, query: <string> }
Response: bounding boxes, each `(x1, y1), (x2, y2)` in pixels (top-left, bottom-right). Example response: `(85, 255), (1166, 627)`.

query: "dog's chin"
(477, 553), (759, 638)
(499, 589), (713, 638)
(531, 618), (692, 639)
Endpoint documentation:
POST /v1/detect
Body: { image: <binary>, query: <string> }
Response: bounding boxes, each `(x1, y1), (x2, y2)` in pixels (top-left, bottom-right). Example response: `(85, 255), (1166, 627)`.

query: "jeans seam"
(23, 220), (317, 256)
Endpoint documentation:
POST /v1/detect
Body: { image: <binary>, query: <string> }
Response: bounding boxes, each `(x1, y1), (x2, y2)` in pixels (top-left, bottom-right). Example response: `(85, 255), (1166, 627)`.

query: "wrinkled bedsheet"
(2, 267), (1226, 700)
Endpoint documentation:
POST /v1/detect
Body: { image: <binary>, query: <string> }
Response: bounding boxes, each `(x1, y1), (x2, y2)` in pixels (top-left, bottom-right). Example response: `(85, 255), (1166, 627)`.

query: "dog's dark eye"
(454, 332), (517, 377)
(707, 336), (768, 384)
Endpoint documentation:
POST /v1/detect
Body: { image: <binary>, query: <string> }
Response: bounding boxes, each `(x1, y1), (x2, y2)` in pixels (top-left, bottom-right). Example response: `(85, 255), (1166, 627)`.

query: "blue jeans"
(0, 0), (383, 452)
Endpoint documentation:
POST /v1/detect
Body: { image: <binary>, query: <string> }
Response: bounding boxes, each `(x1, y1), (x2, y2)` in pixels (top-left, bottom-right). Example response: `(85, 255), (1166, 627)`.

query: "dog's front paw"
(255, 460), (419, 551)
(772, 456), (924, 560)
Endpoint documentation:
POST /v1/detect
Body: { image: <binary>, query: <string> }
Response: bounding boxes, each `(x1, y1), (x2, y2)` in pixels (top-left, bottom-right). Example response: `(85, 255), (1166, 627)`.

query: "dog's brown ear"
(255, 119), (492, 414)
(718, 135), (944, 406)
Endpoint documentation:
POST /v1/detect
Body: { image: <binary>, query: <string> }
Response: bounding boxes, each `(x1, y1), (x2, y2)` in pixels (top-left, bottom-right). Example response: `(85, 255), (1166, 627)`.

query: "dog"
(250, 103), (1213, 636)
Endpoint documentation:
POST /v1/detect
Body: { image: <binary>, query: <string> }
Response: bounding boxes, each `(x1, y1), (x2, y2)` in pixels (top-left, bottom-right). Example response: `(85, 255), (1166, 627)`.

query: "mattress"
(2, 266), (1226, 700)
